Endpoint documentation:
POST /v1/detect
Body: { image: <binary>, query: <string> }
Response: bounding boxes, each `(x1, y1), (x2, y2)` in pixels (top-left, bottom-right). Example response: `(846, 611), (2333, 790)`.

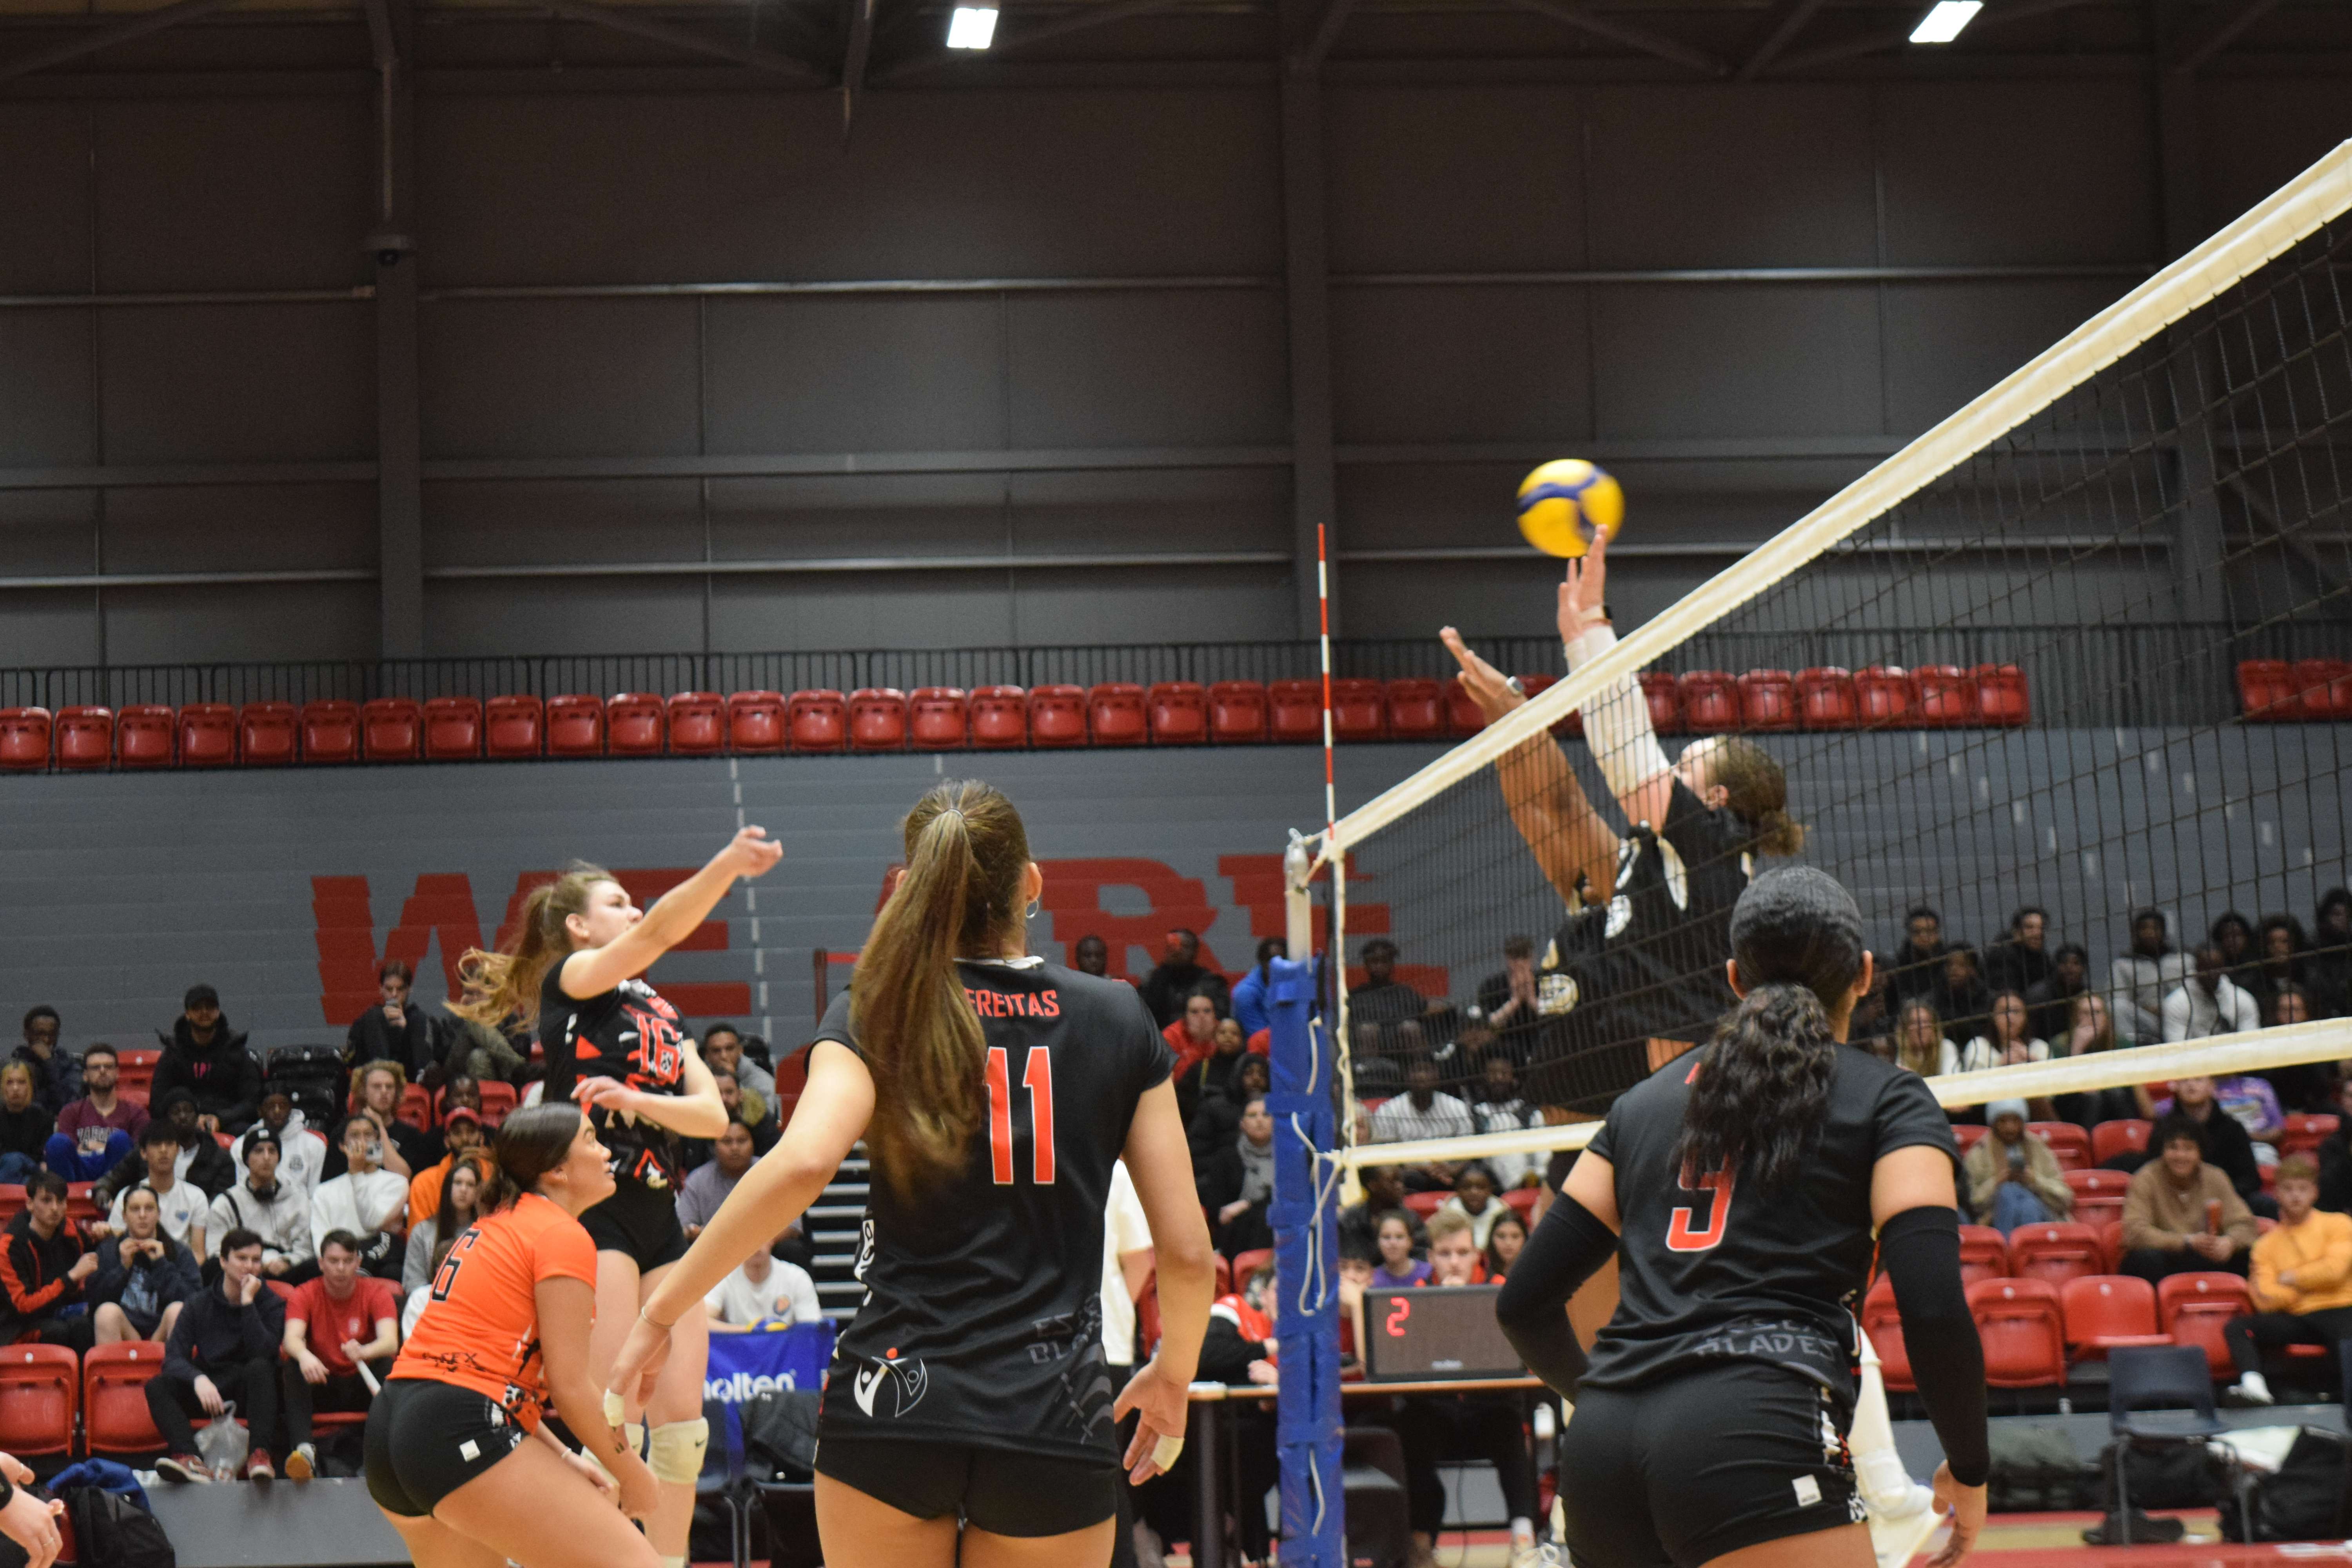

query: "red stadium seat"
(546, 695), (606, 758)
(1862, 1276), (1913, 1392)
(116, 705), (176, 769)
(2065, 1169), (2131, 1236)
(83, 1342), (169, 1457)
(0, 1188), (22, 1229)
(1796, 667), (1856, 730)
(1969, 1277), (2067, 1387)
(177, 703), (236, 768)
(1230, 1248), (1274, 1286)
(2009, 1223), (2107, 1289)
(1330, 679), (1386, 743)
(1147, 683), (1207, 746)
(2238, 659), (2298, 720)
(909, 687), (970, 750)
(783, 690), (846, 753)
(607, 693), (666, 756)
(2283, 1113), (2340, 1158)
(115, 1049), (158, 1099)
(401, 1083), (433, 1128)
(1209, 681), (1268, 744)
(1639, 671), (1682, 735)
(1517, 673), (1583, 741)
(2091, 1120), (2151, 1164)
(1737, 670), (1798, 732)
(1958, 1224), (2007, 1288)
(1213, 1256), (1232, 1299)
(1402, 1192), (1446, 1218)
(65, 1184), (99, 1226)
(1854, 667), (1915, 729)
(359, 698), (421, 762)
(727, 691), (787, 754)
(1029, 685), (1088, 748)
(423, 697), (482, 760)
(2298, 659), (2352, 720)
(1268, 679), (1322, 744)
(848, 689), (907, 753)
(299, 701), (358, 764)
(2030, 1122), (2092, 1173)
(1952, 1124), (1988, 1157)
(2060, 1275), (2170, 1360)
(476, 1081), (517, 1127)
(1501, 1187), (1538, 1224)
(1913, 664), (1979, 727)
(664, 692), (723, 755)
(1677, 671), (1738, 734)
(1088, 684), (1147, 747)
(1975, 664), (2030, 726)
(1443, 679), (1485, 738)
(235, 702), (295, 766)
(970, 686), (1029, 749)
(0, 1343), (77, 1457)
(1385, 679), (1445, 741)
(55, 706), (115, 771)
(485, 694), (543, 759)
(0, 708), (51, 772)
(2158, 1272), (2254, 1377)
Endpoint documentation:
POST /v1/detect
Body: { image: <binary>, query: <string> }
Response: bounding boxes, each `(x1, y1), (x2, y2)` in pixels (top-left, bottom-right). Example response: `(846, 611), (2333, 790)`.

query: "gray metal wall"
(2, 72), (2347, 665)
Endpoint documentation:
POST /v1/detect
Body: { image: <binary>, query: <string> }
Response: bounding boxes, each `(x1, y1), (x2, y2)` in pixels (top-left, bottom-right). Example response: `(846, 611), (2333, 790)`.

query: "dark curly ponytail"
(1675, 866), (1868, 1193)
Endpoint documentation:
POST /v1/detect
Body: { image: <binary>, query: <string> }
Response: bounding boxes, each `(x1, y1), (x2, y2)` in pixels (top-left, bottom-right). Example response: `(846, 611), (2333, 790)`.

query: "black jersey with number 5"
(811, 956), (1173, 1464)
(1579, 1042), (1956, 1408)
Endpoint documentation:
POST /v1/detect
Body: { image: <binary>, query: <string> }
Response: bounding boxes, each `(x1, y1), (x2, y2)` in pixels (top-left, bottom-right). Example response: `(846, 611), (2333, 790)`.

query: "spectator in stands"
(701, 1023), (773, 1103)
(152, 984), (261, 1136)
(705, 1230), (821, 1329)
(2050, 993), (2151, 1129)
(1338, 1164), (1425, 1259)
(403, 1105), (485, 1232)
(1072, 933), (1111, 979)
(1891, 999), (1943, 1078)
(2219, 1155), (2352, 1408)
(440, 1011), (526, 1087)
(1930, 944), (1993, 1043)
(0, 1172), (97, 1349)
(2119, 1114), (2258, 1283)
(677, 1118), (757, 1242)
(1484, 1208), (1527, 1283)
(1986, 905), (2053, 997)
(1472, 935), (1544, 1063)
(47, 1043), (145, 1181)
(1885, 904), (1953, 1006)
(279, 1229), (399, 1483)
(2212, 910), (2259, 994)
(1228, 937), (1287, 1038)
(2315, 1078), (2352, 1213)
(91, 1183), (197, 1346)
(1139, 928), (1222, 1027)
(1945, 989), (2049, 1079)
(154, 1089), (237, 1200)
(230, 1091), (323, 1196)
(2147, 1075), (2267, 1207)
(343, 960), (437, 1083)
(2027, 942), (2092, 1044)
(1196, 1094), (1275, 1258)
(1401, 1211), (1543, 1561)
(1351, 939), (1428, 1028)
(1964, 1100), (2074, 1235)
(2113, 909), (2191, 1044)
(690, 1070), (776, 1164)
(2156, 1072), (2283, 1154)
(1370, 1055), (1475, 1192)
(2250, 915), (2310, 1015)
(311, 1116), (407, 1281)
(1373, 1211), (1431, 1288)
(403, 1155), (481, 1299)
(1471, 1055), (1545, 1190)
(207, 1127), (312, 1283)
(101, 1122), (209, 1258)
(2165, 943), (2261, 1045)
(151, 1227), (283, 1484)
(1196, 1263), (1283, 1564)
(2310, 889), (2352, 1019)
(11, 1006), (80, 1117)
(1176, 1016), (1257, 1127)
(0, 1064), (53, 1185)
(322, 1062), (425, 1180)
(1187, 1054), (1270, 1172)
(1437, 1164), (1505, 1249)
(1162, 989), (1225, 1083)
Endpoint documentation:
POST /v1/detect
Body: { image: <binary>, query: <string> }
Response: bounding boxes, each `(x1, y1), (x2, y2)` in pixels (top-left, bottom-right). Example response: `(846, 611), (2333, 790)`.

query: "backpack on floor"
(65, 1484), (176, 1568)
(2220, 1428), (2350, 1542)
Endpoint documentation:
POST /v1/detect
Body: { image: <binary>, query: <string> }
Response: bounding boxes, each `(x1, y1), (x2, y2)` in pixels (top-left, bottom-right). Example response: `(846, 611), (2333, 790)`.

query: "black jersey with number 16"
(810, 956), (1173, 1465)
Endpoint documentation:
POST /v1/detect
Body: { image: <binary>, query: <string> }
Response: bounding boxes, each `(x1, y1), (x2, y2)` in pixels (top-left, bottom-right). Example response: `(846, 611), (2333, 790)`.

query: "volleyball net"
(1306, 139), (2352, 1168)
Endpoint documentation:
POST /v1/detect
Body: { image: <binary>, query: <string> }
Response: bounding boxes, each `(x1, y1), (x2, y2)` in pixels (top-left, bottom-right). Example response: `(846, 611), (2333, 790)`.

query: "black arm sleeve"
(1493, 1193), (1613, 1397)
(1879, 1204), (1989, 1487)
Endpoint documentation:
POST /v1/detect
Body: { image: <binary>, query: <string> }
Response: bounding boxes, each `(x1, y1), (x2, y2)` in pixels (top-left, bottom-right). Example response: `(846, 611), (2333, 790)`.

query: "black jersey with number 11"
(810, 956), (1173, 1465)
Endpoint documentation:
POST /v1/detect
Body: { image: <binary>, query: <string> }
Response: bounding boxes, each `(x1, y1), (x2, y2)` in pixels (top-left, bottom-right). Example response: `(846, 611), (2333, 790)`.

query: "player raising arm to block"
(1495, 868), (1989, 1568)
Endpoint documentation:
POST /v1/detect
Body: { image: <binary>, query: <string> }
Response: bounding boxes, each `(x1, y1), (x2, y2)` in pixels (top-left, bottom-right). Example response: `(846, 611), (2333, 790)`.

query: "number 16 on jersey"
(985, 1045), (1056, 1185)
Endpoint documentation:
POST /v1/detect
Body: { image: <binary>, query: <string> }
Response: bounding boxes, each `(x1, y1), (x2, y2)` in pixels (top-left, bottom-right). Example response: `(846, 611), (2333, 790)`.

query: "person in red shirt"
(281, 1229), (402, 1481)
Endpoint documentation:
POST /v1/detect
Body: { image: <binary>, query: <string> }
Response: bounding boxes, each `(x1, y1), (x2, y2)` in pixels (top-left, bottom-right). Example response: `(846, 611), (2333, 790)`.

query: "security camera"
(366, 231), (416, 266)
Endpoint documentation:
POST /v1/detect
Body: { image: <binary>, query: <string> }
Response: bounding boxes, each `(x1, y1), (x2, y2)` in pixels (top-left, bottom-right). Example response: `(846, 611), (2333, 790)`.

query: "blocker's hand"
(1559, 526), (1610, 642)
(719, 826), (784, 882)
(606, 1311), (675, 1421)
(1441, 628), (1523, 724)
(1927, 1463), (1986, 1568)
(1112, 1358), (1191, 1485)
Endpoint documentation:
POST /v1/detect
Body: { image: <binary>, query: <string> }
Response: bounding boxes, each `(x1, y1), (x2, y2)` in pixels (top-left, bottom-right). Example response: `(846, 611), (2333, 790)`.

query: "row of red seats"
(2240, 659), (2352, 721)
(1953, 1113), (2340, 1175)
(1401, 1185), (1543, 1225)
(0, 664), (2030, 769)
(1868, 1268), (2258, 1391)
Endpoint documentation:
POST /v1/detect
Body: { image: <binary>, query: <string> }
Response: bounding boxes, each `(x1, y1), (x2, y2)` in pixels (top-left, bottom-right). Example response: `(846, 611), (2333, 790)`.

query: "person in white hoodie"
(2111, 908), (2192, 1045)
(309, 1117), (407, 1280)
(229, 1092), (327, 1196)
(207, 1127), (315, 1283)
(2164, 943), (2263, 1043)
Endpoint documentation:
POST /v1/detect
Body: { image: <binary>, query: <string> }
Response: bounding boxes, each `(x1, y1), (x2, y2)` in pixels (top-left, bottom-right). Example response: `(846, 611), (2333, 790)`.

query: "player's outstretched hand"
(1927, 1462), (1986, 1568)
(1111, 1358), (1191, 1485)
(720, 826), (784, 882)
(606, 1310), (674, 1422)
(0, 1484), (62, 1568)
(1558, 526), (1608, 644)
(1440, 628), (1523, 724)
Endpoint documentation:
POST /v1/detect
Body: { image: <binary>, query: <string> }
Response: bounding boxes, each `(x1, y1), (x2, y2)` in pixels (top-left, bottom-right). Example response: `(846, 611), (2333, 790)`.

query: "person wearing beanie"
(152, 985), (263, 1137)
(207, 1126), (316, 1283)
(1962, 1100), (2074, 1236)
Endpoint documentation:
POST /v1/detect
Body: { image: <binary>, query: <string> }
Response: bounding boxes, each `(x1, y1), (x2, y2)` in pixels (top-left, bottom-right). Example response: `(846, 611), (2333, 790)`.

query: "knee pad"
(647, 1417), (708, 1485)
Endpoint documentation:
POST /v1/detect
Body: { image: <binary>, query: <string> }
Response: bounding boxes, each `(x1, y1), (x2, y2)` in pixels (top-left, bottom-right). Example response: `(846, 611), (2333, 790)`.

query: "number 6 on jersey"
(985, 1045), (1056, 1185)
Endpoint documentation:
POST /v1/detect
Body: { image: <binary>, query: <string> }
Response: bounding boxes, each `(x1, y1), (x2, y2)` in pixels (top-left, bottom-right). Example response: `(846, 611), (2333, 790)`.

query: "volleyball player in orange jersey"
(365, 1102), (662, 1568)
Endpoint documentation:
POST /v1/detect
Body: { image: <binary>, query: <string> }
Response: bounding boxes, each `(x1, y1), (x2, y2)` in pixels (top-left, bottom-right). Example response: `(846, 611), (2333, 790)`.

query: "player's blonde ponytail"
(449, 862), (615, 1028)
(852, 781), (1032, 1202)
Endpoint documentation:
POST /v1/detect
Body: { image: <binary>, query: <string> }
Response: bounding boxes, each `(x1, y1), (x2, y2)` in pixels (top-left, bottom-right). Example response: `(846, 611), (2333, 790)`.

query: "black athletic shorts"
(815, 1436), (1119, 1537)
(365, 1378), (527, 1518)
(1558, 1360), (1863, 1568)
(580, 1180), (688, 1272)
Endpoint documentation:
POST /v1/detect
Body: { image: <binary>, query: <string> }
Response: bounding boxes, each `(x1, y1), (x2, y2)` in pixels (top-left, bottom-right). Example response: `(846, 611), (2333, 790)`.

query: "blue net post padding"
(1267, 954), (1344, 1567)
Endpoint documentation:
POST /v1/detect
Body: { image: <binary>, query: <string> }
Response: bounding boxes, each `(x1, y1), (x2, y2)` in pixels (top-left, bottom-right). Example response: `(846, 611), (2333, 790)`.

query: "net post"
(1270, 845), (1343, 1567)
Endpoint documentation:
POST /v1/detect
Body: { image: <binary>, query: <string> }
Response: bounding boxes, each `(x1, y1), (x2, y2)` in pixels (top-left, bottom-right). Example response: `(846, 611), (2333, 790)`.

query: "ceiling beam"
(1497, 0), (1726, 77)
(1734, 0), (1832, 79)
(0, 0), (246, 85)
(534, 0), (822, 80)
(2172, 0), (2282, 72)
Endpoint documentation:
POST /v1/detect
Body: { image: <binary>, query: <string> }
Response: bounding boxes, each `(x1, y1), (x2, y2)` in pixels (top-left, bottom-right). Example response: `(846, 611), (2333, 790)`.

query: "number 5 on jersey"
(985, 1045), (1056, 1185)
(1666, 1167), (1734, 1251)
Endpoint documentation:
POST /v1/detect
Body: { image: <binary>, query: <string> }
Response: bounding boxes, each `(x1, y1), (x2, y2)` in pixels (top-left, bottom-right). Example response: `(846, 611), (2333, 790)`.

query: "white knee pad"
(647, 1417), (708, 1486)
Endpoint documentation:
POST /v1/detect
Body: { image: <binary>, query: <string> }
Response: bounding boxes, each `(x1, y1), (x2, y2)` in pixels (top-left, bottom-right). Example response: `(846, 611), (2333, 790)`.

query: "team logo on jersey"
(1536, 971), (1579, 1016)
(1605, 895), (1633, 938)
(852, 1218), (876, 1285)
(851, 1350), (929, 1418)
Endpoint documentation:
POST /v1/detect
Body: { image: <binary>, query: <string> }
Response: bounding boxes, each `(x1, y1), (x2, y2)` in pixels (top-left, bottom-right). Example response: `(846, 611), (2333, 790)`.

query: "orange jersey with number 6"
(392, 1191), (600, 1430)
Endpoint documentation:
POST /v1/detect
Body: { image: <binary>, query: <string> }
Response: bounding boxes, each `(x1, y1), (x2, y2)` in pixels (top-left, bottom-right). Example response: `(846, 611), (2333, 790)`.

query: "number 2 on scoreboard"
(985, 1045), (1057, 1185)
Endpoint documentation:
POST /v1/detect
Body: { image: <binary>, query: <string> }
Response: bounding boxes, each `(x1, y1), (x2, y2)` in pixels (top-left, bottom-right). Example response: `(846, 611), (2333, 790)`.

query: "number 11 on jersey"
(985, 1045), (1057, 1185)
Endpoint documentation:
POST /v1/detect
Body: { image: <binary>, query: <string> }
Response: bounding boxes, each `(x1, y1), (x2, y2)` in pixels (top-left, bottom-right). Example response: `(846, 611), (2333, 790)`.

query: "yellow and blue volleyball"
(1515, 459), (1624, 559)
